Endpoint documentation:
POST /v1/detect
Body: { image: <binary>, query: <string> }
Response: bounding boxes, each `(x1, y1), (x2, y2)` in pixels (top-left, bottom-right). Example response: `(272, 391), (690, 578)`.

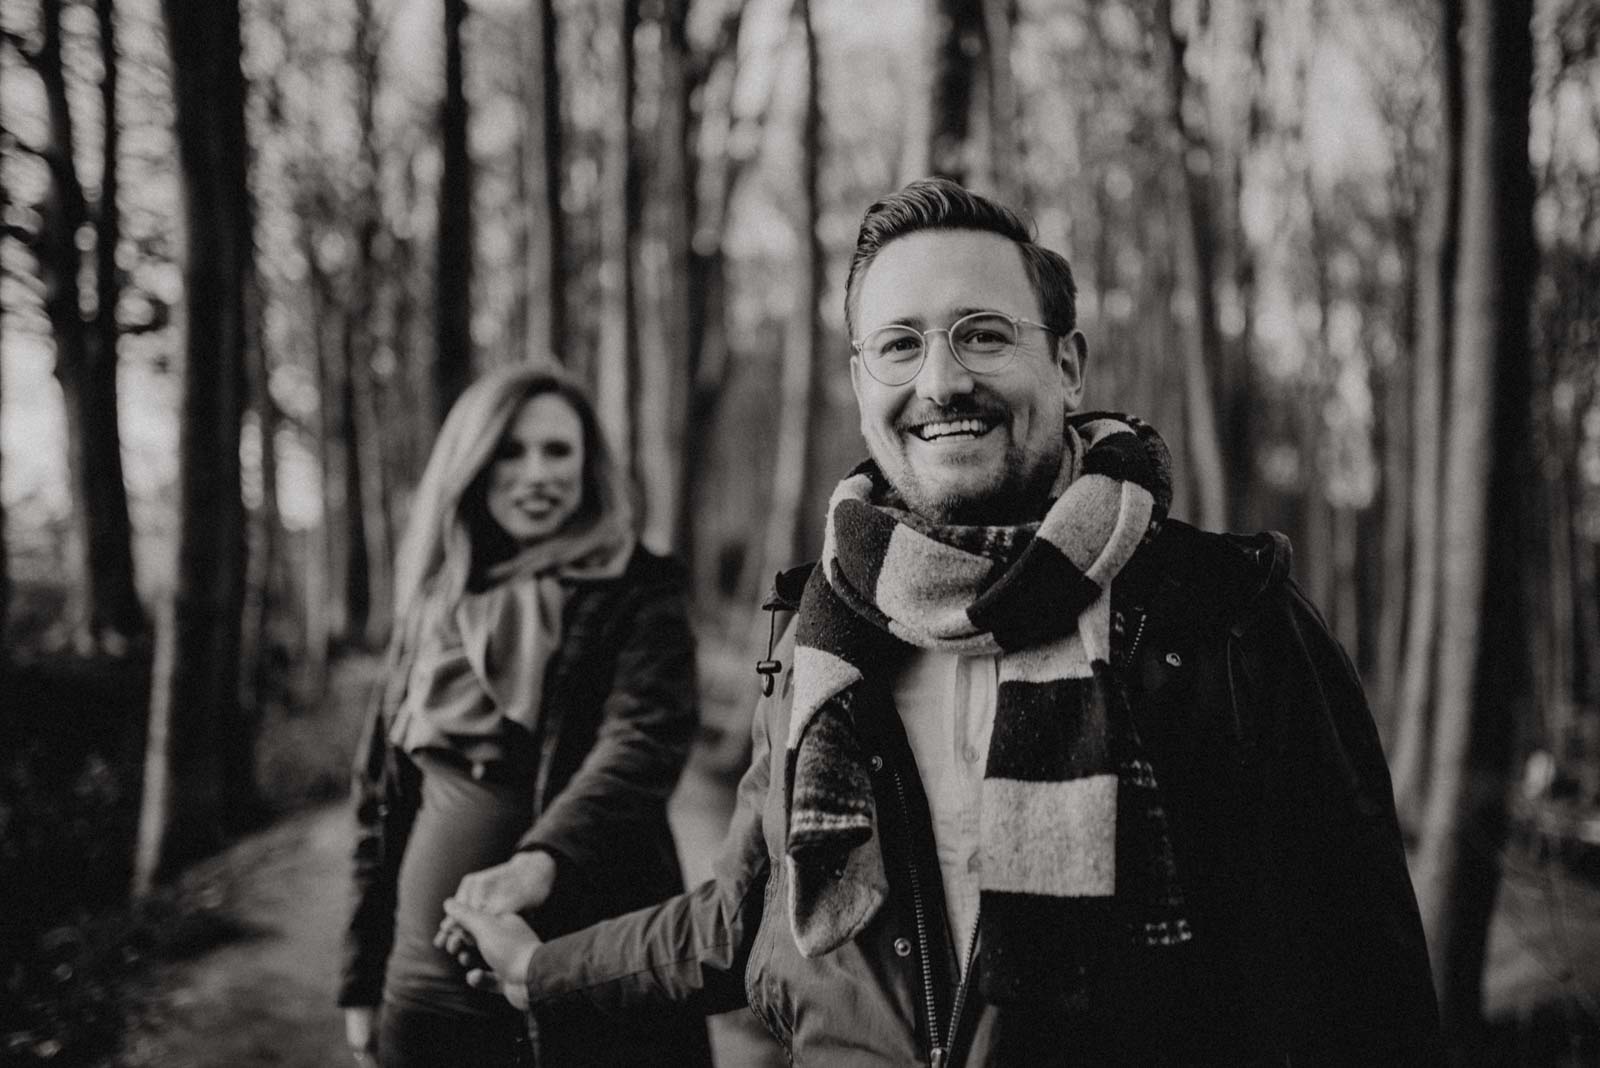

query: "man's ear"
(848, 355), (869, 429)
(1056, 330), (1088, 410)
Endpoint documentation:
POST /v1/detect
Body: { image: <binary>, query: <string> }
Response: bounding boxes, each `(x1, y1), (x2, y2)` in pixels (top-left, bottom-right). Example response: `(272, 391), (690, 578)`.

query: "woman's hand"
(453, 849), (557, 914)
(438, 899), (542, 1010)
(344, 1006), (378, 1065)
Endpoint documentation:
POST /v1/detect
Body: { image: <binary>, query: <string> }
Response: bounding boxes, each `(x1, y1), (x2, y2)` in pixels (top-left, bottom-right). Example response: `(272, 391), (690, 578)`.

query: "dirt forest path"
(120, 764), (783, 1068)
(114, 731), (1600, 1065)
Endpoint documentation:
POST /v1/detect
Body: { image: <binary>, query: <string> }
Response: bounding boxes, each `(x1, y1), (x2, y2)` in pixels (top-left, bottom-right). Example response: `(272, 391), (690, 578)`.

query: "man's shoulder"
(1130, 519), (1295, 627)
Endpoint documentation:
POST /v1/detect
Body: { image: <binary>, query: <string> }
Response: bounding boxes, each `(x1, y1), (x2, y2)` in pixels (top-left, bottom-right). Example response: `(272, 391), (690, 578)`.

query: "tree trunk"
(1541, 439), (1571, 760)
(1373, 238), (1414, 725)
(636, 0), (693, 553)
(681, 5), (747, 596)
(338, 316), (371, 642)
(1573, 482), (1600, 804)
(979, 0), (1021, 204)
(596, 0), (640, 476)
(353, 0), (391, 645)
(305, 235), (349, 648)
(1574, 468), (1600, 710)
(760, 0), (823, 584)
(1372, 88), (1424, 719)
(541, 0), (565, 365)
(1390, 0), (1464, 829)
(1222, 5), (1265, 530)
(435, 0), (474, 423)
(518, 0), (564, 365)
(135, 0), (252, 890)
(0, 104), (8, 659)
(1156, 0), (1229, 532)
(237, 270), (277, 795)
(40, 0), (143, 650)
(928, 0), (985, 185)
(1331, 504), (1359, 665)
(1412, 0), (1535, 1047)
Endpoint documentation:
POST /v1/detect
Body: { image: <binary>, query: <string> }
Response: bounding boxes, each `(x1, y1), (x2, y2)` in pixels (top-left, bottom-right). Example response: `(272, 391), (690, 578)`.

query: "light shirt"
(892, 648), (998, 970)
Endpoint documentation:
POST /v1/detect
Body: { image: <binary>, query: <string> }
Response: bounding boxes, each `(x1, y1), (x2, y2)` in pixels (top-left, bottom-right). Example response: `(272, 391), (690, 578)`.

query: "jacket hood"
(1118, 520), (1294, 632)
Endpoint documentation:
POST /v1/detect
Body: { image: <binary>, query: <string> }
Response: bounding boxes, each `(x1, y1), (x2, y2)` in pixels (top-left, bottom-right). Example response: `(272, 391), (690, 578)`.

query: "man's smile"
(904, 414), (1001, 442)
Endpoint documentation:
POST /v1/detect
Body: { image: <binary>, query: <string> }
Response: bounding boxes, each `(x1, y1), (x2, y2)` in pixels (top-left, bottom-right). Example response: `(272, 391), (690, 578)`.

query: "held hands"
(452, 849), (557, 914)
(436, 849), (554, 1010)
(436, 900), (542, 1010)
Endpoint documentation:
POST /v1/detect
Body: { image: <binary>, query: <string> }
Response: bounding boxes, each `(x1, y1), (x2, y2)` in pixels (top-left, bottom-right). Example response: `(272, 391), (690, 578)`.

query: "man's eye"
(494, 442), (525, 461)
(543, 442), (574, 459)
(956, 321), (1014, 351)
(878, 336), (922, 358)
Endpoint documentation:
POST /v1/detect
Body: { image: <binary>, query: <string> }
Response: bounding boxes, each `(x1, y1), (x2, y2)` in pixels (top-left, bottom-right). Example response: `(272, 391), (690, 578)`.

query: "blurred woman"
(338, 363), (711, 1067)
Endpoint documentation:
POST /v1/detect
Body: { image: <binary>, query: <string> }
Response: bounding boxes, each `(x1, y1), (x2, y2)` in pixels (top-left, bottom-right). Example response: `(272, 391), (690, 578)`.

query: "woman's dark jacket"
(507, 522), (1444, 1066)
(339, 547), (712, 1068)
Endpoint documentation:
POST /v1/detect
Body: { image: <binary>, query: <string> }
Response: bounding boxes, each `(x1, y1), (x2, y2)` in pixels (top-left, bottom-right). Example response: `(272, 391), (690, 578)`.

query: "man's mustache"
(894, 396), (1008, 432)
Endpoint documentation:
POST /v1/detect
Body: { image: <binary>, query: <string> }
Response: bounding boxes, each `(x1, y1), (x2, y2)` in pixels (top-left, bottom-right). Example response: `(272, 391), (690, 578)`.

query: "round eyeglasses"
(851, 311), (1059, 386)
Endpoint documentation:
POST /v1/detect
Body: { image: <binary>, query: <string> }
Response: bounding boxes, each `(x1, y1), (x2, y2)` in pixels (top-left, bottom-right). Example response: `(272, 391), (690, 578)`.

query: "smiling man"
(847, 226), (1084, 525)
(438, 179), (1443, 1066)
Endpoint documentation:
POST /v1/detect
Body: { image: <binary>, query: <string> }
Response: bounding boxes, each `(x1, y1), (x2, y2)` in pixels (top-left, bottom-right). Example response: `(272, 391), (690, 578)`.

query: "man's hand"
(453, 849), (557, 914)
(438, 898), (542, 1010)
(343, 1006), (378, 1065)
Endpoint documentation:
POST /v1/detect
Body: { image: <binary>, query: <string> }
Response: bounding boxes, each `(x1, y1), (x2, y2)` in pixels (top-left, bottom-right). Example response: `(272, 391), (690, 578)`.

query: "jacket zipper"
(939, 909), (982, 1068)
(1125, 608), (1150, 665)
(892, 769), (981, 1068)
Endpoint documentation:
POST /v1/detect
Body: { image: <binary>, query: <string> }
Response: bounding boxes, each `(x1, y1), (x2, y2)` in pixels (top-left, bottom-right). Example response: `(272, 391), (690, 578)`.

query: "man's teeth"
(917, 418), (990, 441)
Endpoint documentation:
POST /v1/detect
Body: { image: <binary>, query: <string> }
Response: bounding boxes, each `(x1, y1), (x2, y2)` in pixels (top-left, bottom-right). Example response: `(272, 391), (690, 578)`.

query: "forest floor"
(113, 770), (1600, 1065)
(115, 757), (786, 1068)
(112, 641), (785, 1068)
(16, 629), (1600, 1067)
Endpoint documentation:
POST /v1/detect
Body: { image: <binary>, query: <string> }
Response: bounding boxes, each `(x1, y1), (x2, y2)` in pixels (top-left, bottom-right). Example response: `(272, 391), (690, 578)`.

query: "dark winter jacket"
(339, 547), (713, 1068)
(514, 521), (1444, 1066)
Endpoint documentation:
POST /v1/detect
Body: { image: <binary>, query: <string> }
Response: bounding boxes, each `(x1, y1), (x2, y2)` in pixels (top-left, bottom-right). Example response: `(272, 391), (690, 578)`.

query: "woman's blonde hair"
(391, 362), (631, 624)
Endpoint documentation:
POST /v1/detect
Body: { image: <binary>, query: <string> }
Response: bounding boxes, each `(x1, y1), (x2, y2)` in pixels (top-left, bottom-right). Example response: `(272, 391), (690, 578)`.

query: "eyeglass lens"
(860, 312), (1020, 385)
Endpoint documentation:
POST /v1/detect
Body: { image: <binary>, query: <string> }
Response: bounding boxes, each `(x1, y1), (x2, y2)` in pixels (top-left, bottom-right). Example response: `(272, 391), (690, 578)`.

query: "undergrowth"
(0, 598), (377, 1067)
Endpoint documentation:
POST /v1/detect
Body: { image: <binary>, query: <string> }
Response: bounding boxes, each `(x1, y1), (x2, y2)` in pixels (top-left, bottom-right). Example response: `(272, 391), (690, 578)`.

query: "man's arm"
(444, 634), (782, 1017)
(1251, 580), (1443, 1063)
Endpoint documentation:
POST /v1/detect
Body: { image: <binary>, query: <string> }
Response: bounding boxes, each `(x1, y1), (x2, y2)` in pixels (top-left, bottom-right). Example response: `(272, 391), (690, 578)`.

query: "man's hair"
(843, 177), (1078, 339)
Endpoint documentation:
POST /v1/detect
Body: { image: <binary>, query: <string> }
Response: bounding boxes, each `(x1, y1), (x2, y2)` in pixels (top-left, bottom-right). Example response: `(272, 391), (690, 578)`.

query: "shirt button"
(869, 755), (884, 772)
(963, 745), (981, 765)
(893, 937), (912, 958)
(967, 853), (982, 874)
(471, 762), (487, 781)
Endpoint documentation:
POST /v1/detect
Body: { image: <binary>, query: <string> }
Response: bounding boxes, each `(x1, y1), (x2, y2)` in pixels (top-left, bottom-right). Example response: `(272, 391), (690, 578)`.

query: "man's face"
(849, 229), (1086, 524)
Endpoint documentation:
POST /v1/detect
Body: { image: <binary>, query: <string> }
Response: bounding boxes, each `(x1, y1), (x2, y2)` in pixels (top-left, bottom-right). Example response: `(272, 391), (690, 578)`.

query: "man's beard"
(887, 441), (1063, 526)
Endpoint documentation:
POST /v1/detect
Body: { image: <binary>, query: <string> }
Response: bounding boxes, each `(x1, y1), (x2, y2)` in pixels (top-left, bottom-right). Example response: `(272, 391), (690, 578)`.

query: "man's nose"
(915, 332), (974, 406)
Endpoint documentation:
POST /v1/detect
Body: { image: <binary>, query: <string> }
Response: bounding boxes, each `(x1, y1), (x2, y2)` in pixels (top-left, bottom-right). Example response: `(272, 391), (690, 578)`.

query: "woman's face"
(483, 392), (586, 545)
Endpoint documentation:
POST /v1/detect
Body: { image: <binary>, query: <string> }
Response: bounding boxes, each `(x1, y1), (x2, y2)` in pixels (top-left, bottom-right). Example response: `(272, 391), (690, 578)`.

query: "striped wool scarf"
(784, 412), (1191, 1008)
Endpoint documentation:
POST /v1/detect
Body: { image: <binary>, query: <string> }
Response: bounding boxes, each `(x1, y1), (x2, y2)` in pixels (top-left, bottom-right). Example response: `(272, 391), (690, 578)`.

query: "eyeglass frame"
(849, 310), (1063, 386)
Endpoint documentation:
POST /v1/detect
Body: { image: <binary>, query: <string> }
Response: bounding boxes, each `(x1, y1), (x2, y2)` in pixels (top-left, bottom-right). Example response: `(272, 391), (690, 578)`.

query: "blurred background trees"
(2, 0), (1600, 1062)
